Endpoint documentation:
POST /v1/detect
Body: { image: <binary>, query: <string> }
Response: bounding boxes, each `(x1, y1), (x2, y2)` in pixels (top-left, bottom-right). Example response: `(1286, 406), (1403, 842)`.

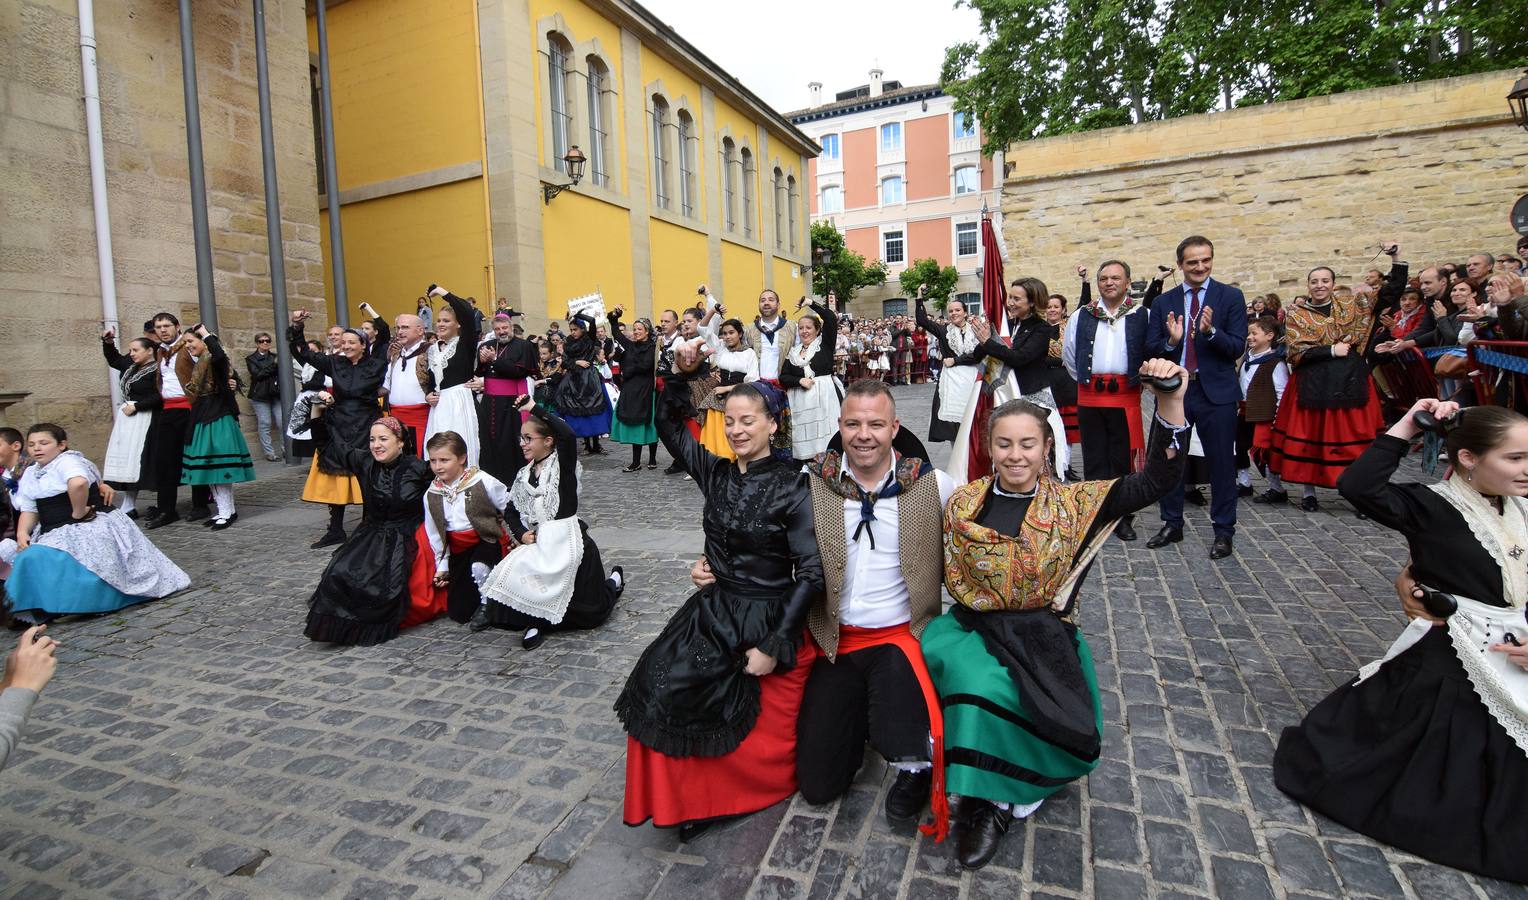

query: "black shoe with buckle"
(1146, 526), (1184, 549)
(956, 799), (1013, 870)
(884, 768), (933, 822)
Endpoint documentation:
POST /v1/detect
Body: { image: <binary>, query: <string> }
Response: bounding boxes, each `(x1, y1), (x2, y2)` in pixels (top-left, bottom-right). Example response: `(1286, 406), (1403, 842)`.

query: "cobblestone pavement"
(3, 386), (1522, 899)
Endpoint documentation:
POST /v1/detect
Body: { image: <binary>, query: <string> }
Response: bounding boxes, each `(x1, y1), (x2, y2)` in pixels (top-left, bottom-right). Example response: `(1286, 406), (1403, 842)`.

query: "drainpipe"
(77, 0), (122, 405)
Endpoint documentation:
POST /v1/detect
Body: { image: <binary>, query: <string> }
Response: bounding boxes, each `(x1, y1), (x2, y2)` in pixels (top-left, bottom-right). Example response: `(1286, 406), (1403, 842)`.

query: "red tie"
(1185, 287), (1201, 373)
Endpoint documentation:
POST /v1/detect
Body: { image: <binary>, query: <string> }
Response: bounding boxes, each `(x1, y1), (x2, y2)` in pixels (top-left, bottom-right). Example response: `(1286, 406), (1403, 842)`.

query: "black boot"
(956, 799), (1013, 870)
(312, 504), (346, 549)
(884, 768), (933, 822)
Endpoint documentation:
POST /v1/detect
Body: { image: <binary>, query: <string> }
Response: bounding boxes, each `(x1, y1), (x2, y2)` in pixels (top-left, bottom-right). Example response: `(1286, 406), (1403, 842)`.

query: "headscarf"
(747, 380), (795, 463)
(372, 415), (416, 456)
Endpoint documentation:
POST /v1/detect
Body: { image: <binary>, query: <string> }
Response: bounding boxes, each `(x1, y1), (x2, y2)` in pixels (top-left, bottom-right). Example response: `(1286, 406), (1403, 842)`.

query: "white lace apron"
(103, 406), (152, 483)
(786, 338), (842, 459)
(935, 324), (980, 425)
(479, 451), (583, 624)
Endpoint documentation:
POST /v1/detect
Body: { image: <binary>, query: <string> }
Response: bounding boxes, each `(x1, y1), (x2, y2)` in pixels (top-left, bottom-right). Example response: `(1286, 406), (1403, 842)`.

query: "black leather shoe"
(608, 566), (626, 599)
(210, 516), (234, 531)
(884, 768), (932, 822)
(1183, 487), (1207, 506)
(521, 628), (546, 651)
(310, 530), (345, 550)
(1114, 518), (1137, 542)
(1252, 489), (1289, 505)
(621, 463), (641, 473)
(125, 509), (140, 520)
(1210, 535), (1234, 559)
(1146, 526), (1184, 549)
(185, 506), (210, 523)
(1300, 495), (1320, 512)
(956, 799), (1013, 870)
(663, 462), (684, 476)
(1237, 484), (1254, 497)
(144, 511), (180, 530)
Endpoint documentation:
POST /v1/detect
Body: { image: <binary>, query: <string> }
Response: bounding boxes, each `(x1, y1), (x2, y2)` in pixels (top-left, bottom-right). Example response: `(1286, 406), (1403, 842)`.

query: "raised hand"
(972, 319), (991, 342)
(1165, 312), (1184, 345)
(101, 327), (115, 341)
(1197, 305), (1215, 335)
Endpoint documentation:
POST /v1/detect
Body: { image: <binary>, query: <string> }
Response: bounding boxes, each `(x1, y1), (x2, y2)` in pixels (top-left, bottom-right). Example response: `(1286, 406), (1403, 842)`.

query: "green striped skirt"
(922, 609), (1102, 806)
(182, 415), (255, 485)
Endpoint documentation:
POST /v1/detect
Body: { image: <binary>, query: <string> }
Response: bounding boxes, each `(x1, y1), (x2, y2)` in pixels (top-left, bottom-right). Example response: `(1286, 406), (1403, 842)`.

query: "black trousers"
(152, 407), (209, 512)
(796, 643), (930, 805)
(1077, 405), (1134, 523)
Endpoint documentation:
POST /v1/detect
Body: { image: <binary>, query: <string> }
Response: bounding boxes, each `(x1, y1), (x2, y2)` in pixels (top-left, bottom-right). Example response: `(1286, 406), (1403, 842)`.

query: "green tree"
(810, 222), (887, 303)
(898, 259), (961, 309)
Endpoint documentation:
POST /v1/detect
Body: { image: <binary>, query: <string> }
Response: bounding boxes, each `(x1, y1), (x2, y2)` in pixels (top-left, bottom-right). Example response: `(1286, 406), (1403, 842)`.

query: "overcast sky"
(640, 0), (983, 114)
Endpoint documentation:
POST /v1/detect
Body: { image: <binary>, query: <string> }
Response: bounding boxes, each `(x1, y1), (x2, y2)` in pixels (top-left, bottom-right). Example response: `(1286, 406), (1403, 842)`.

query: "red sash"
(390, 403), (431, 456)
(162, 396), (191, 410)
(1077, 375), (1145, 473)
(835, 623), (950, 842)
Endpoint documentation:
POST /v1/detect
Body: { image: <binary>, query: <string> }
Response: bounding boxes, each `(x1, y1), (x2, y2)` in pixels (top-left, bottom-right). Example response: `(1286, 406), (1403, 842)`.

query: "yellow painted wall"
(772, 257), (804, 302)
(309, 0), (483, 189)
(527, 0), (628, 177)
(542, 191), (633, 320)
(649, 220), (708, 317)
(712, 96), (760, 238)
(318, 178), (491, 326)
(721, 242), (764, 319)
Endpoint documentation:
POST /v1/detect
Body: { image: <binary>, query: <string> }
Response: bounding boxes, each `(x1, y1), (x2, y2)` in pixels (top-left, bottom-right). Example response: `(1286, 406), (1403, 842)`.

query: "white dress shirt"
(756, 317), (786, 380)
(423, 471), (509, 573)
(15, 452), (97, 513)
(1062, 303), (1141, 381)
(385, 341), (429, 406)
(1239, 349), (1290, 405)
(838, 456), (957, 628)
(158, 346), (185, 400)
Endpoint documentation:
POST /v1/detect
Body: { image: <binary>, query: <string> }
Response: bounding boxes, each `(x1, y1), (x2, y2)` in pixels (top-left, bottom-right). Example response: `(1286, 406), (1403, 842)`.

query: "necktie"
(1185, 288), (1201, 373)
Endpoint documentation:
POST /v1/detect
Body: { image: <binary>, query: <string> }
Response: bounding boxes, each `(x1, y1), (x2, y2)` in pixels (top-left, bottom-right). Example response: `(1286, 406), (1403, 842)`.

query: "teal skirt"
(610, 398), (657, 445)
(183, 415), (255, 485)
(922, 609), (1102, 806)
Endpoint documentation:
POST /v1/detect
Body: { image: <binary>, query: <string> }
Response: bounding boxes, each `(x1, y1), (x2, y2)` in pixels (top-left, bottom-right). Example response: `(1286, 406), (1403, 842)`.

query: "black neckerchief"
(755, 317), (785, 344)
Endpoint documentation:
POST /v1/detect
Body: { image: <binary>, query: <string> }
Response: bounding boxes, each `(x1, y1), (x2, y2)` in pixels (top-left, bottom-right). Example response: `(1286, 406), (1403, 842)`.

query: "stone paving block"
(1210, 856), (1277, 900)
(1144, 820), (1206, 888)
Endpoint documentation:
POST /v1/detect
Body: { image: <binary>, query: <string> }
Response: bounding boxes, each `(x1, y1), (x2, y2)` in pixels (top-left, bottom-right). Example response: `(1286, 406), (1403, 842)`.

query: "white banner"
(566, 291), (605, 323)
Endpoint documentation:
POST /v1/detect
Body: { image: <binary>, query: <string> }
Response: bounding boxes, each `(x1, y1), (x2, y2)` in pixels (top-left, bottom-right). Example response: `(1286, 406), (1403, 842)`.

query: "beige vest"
(426, 482), (505, 547)
(807, 468), (944, 660)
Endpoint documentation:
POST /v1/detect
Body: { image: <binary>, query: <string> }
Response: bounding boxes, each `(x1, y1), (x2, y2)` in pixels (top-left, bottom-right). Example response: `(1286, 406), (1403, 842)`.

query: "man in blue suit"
(1145, 236), (1248, 559)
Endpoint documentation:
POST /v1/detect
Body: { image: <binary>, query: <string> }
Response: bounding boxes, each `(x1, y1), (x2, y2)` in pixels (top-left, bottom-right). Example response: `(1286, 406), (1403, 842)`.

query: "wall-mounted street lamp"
(1509, 70), (1528, 132)
(542, 146), (587, 205)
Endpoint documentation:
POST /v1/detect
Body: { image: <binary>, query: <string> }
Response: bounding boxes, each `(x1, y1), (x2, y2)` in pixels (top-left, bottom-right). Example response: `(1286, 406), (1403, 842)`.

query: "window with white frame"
(956, 221), (978, 257)
(883, 229), (904, 264)
(547, 34), (574, 171)
(953, 165), (979, 195)
(677, 110), (696, 217)
(787, 175), (798, 253)
(881, 176), (904, 206)
(820, 185), (843, 213)
(721, 138), (736, 231)
(651, 95), (670, 210)
(773, 167), (785, 250)
(820, 133), (840, 160)
(953, 112), (977, 140)
(586, 56), (610, 187)
(880, 122), (902, 153)
(740, 147), (754, 238)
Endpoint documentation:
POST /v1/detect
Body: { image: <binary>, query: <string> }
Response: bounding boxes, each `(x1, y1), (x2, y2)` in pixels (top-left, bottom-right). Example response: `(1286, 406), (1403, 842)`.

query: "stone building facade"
(1, 0), (324, 458)
(1000, 71), (1528, 305)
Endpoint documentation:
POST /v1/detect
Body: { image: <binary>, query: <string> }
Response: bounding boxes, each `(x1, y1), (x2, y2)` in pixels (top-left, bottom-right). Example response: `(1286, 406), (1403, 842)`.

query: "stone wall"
(0, 0), (324, 458)
(1000, 71), (1528, 306)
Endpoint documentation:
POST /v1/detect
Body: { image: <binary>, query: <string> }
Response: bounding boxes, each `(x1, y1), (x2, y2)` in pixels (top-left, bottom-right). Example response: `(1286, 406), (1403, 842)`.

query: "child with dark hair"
(418, 430), (510, 627)
(1239, 316), (1290, 503)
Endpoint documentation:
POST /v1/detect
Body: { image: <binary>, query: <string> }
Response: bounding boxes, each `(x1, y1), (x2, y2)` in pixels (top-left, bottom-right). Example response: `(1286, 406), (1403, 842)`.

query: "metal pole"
(253, 0), (296, 462)
(78, 0), (122, 405)
(177, 0), (217, 331)
(314, 0), (349, 326)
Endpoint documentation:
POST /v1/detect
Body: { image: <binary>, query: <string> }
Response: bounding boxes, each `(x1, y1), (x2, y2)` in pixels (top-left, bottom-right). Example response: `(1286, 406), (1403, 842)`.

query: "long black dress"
(289, 324), (388, 476)
(616, 384), (822, 758)
(477, 335), (539, 484)
(305, 447), (433, 646)
(482, 413), (618, 633)
(101, 340), (162, 493)
(554, 317), (612, 438)
(1274, 433), (1528, 883)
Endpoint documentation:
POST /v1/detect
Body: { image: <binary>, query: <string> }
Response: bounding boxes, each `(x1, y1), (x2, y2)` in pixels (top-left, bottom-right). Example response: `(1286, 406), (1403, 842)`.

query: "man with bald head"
(384, 312), (432, 453)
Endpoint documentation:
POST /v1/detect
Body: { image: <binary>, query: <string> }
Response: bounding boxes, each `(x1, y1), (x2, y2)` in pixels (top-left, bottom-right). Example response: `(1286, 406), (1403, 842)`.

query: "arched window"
(547, 33), (574, 171)
(819, 185), (843, 213)
(721, 138), (736, 231)
(786, 175), (798, 254)
(773, 167), (785, 250)
(586, 56), (611, 187)
(677, 110), (696, 217)
(881, 176), (904, 206)
(651, 95), (670, 210)
(740, 148), (754, 238)
(953, 165), (978, 195)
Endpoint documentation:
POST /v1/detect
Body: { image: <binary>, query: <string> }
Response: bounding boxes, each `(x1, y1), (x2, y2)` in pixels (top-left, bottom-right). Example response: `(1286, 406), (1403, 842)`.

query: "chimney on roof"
(808, 81), (823, 107)
(869, 67), (884, 98)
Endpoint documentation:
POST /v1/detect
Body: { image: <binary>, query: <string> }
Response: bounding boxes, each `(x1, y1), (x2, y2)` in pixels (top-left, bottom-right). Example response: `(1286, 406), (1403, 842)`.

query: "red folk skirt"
(401, 524), (450, 628)
(623, 633), (819, 828)
(1267, 376), (1383, 488)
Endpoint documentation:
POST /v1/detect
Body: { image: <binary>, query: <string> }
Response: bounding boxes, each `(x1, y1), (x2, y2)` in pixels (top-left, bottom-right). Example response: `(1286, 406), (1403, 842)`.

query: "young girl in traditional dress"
(780, 299), (842, 462)
(179, 325), (255, 529)
(479, 407), (622, 650)
(698, 318), (759, 460)
(924, 360), (1188, 869)
(100, 329), (162, 519)
(420, 431), (509, 626)
(7, 424), (189, 623)
(305, 418), (433, 646)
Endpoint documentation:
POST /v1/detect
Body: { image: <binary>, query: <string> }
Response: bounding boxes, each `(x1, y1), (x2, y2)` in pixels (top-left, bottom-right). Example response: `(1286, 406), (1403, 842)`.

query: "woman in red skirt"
(1268, 267), (1384, 511)
(616, 380), (821, 840)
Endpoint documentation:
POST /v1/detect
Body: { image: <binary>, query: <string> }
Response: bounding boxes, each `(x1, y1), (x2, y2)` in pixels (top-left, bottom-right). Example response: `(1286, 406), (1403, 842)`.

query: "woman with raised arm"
(779, 297), (842, 462)
(178, 324), (256, 529)
(617, 379), (822, 840)
(100, 329), (163, 518)
(925, 360), (1189, 870)
(554, 312), (613, 456)
(479, 406), (623, 650)
(916, 295), (983, 443)
(1274, 399), (1528, 884)
(606, 308), (660, 472)
(289, 309), (389, 549)
(423, 285), (484, 467)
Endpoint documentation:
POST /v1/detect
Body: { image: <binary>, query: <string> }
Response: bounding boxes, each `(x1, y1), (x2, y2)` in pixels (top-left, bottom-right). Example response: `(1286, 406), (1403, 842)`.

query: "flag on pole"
(963, 210), (1005, 479)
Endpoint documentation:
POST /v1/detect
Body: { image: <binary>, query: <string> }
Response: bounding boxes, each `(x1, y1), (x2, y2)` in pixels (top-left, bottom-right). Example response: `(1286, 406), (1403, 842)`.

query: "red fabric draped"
(964, 215), (1006, 480)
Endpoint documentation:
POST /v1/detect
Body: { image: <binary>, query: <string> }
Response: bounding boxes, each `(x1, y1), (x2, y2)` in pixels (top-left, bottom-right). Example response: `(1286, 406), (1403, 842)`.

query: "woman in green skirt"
(606, 308), (660, 472)
(924, 357), (1188, 869)
(179, 324), (255, 529)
